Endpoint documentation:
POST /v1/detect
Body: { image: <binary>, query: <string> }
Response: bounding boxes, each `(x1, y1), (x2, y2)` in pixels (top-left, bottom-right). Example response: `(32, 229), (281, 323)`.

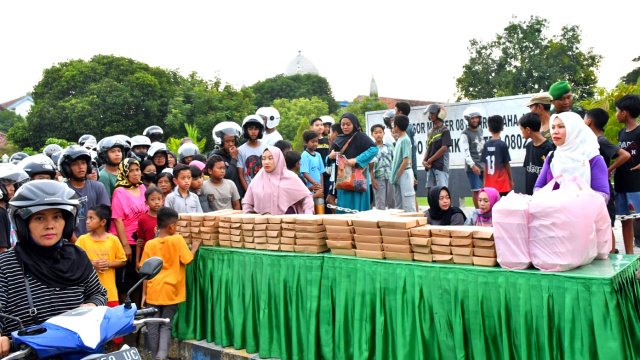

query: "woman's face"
(157, 177), (172, 193)
(551, 117), (567, 146)
(153, 152), (166, 167)
(28, 208), (65, 247)
(478, 191), (491, 213)
(262, 150), (275, 173)
(127, 163), (141, 185)
(438, 189), (451, 211)
(4, 182), (15, 199)
(168, 154), (176, 168)
(341, 118), (354, 135)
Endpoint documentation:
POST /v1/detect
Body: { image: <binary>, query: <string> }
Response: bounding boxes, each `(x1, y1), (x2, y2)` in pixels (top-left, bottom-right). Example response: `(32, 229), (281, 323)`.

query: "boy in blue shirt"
(390, 115), (416, 212)
(300, 130), (324, 195)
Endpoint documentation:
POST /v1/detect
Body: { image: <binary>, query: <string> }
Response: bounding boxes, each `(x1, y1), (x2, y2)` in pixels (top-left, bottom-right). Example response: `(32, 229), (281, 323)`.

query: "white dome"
(285, 51), (319, 76)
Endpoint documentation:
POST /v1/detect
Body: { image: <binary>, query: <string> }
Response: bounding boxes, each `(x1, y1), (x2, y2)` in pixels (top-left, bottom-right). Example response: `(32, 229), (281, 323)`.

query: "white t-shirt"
(261, 130), (283, 147)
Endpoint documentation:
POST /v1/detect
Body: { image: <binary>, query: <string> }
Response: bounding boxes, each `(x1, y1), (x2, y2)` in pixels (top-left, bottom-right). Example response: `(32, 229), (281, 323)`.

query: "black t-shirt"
(598, 135), (619, 165)
(614, 126), (640, 192)
(316, 137), (330, 166)
(426, 126), (452, 171)
(523, 139), (554, 195)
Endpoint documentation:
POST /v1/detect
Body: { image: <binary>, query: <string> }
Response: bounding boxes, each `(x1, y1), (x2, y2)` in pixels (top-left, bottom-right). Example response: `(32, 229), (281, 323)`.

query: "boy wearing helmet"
(211, 125), (245, 197)
(461, 107), (485, 208)
(422, 104), (451, 193)
(238, 115), (266, 193)
(98, 136), (126, 200)
(257, 107), (283, 146)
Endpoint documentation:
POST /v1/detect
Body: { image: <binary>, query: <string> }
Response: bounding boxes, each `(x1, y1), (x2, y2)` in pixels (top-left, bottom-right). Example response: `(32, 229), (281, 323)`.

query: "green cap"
(548, 81), (571, 100)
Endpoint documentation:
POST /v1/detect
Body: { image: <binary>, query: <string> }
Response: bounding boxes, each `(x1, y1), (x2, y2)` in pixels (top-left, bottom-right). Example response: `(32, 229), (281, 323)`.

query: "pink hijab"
(476, 187), (500, 225)
(242, 146), (312, 215)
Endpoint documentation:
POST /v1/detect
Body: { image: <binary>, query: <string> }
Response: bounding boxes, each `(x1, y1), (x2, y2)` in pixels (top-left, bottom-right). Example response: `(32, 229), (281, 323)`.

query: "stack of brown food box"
(350, 217), (428, 260)
(470, 226), (496, 266)
(294, 215), (328, 253)
(218, 213), (243, 248)
(324, 216), (356, 256)
(410, 225), (432, 262)
(279, 215), (297, 252)
(252, 215), (270, 250)
(177, 210), (243, 247)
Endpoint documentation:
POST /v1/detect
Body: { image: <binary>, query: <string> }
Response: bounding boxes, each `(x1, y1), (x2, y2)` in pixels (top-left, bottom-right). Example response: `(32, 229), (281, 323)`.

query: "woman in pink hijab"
(465, 187), (500, 227)
(242, 146), (313, 215)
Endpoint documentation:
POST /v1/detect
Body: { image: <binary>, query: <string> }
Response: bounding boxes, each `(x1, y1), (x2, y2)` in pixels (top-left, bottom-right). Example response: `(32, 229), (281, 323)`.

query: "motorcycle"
(1, 257), (168, 360)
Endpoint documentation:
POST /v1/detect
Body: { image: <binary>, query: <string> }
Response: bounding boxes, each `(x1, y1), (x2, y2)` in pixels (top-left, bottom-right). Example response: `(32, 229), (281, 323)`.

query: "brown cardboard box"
(471, 228), (494, 240)
(177, 220), (189, 227)
(240, 215), (257, 224)
(219, 234), (231, 241)
(355, 242), (383, 251)
(230, 235), (243, 242)
(280, 244), (294, 252)
(241, 224), (254, 230)
(473, 256), (498, 267)
(254, 237), (267, 244)
(281, 230), (296, 238)
(255, 243), (269, 250)
(230, 223), (242, 229)
(243, 231), (254, 237)
(325, 225), (353, 234)
(190, 221), (202, 227)
(253, 224), (267, 231)
(267, 244), (280, 251)
(326, 240), (353, 249)
(449, 228), (474, 238)
(331, 248), (356, 256)
(354, 227), (381, 236)
(244, 242), (256, 249)
(202, 239), (218, 246)
(433, 254), (454, 263)
(219, 240), (231, 247)
(254, 217), (269, 224)
(353, 235), (383, 243)
(295, 216), (323, 225)
(384, 252), (414, 261)
(382, 236), (411, 245)
(382, 244), (412, 253)
(323, 217), (353, 226)
(355, 249), (385, 259)
(451, 247), (474, 256)
(219, 222), (231, 228)
(380, 228), (411, 237)
(378, 218), (422, 229)
(229, 216), (243, 224)
(179, 214), (192, 221)
(351, 219), (379, 228)
(410, 226), (432, 237)
(200, 227), (215, 234)
(203, 221), (217, 227)
(429, 226), (452, 237)
(296, 231), (326, 239)
(294, 245), (329, 253)
(219, 228), (231, 235)
(267, 237), (280, 244)
(474, 248), (497, 257)
(244, 236), (254, 243)
(412, 244), (432, 254)
(295, 225), (326, 232)
(431, 237), (451, 246)
(453, 255), (473, 265)
(414, 253), (433, 262)
(190, 232), (202, 239)
(395, 212), (428, 218)
(281, 223), (296, 230)
(230, 229), (242, 236)
(451, 238), (473, 247)
(231, 241), (243, 248)
(431, 245), (451, 254)
(296, 238), (326, 246)
(253, 231), (266, 237)
(266, 230), (281, 238)
(473, 239), (495, 248)
(190, 214), (205, 221)
(327, 233), (354, 241)
(206, 233), (219, 241)
(281, 215), (298, 223)
(190, 227), (200, 234)
(410, 237), (431, 246)
(267, 216), (282, 224)
(280, 237), (296, 245)
(267, 224), (281, 231)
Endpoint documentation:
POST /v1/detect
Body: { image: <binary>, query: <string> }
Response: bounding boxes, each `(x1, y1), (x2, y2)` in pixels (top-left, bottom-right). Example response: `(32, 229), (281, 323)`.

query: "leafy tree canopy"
(272, 97), (329, 152)
(337, 96), (388, 127)
(621, 56), (640, 85)
(250, 74), (339, 114)
(456, 16), (602, 101)
(0, 111), (24, 134)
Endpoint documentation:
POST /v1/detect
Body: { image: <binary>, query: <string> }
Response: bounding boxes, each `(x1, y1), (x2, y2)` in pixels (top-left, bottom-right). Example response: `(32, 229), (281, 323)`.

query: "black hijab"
(427, 186), (466, 225)
(15, 236), (94, 289)
(331, 113), (375, 160)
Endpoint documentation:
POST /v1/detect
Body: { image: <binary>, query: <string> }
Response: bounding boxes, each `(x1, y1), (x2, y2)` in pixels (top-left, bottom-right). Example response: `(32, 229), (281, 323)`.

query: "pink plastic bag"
(493, 191), (532, 270)
(528, 176), (598, 271)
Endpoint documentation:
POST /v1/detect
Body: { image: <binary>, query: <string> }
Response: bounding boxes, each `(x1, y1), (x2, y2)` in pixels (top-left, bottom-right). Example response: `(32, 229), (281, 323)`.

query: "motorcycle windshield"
(12, 305), (137, 358)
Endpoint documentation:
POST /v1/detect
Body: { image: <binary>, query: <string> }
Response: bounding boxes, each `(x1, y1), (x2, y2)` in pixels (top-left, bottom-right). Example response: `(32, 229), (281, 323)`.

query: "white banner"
(365, 94), (533, 170)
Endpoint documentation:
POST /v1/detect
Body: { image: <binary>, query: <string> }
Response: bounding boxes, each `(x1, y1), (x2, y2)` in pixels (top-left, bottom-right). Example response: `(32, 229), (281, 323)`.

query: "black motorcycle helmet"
(18, 154), (57, 180)
(43, 144), (63, 159)
(9, 180), (79, 241)
(59, 145), (92, 180)
(98, 136), (127, 166)
(78, 134), (97, 147)
(9, 152), (29, 165)
(143, 125), (164, 143)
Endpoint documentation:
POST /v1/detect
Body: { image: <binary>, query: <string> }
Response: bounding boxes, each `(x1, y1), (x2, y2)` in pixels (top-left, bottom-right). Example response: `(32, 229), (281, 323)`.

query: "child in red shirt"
(136, 187), (163, 269)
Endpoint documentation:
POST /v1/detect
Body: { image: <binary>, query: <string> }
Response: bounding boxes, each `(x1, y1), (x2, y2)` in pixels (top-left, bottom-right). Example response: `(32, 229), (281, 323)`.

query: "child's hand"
(229, 145), (238, 159)
(372, 179), (378, 190)
(329, 150), (338, 160)
(471, 165), (481, 175)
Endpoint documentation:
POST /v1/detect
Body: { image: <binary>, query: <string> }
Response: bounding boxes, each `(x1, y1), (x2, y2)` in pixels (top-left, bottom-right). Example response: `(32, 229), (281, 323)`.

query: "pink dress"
(109, 185), (148, 245)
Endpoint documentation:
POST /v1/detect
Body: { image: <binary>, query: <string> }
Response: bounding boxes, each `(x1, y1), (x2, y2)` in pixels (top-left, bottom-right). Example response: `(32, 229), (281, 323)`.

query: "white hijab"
(550, 111), (600, 185)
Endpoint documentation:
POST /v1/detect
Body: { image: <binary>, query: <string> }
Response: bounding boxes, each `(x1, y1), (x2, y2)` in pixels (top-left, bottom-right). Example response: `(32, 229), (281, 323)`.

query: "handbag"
(335, 136), (367, 192)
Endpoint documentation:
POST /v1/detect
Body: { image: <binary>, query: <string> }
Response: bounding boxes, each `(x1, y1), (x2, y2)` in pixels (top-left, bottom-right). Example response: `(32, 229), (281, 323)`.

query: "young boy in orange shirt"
(140, 207), (201, 360)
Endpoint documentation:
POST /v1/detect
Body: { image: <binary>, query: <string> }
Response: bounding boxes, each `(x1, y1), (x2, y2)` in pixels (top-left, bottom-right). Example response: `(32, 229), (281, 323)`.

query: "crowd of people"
(0, 83), (639, 356)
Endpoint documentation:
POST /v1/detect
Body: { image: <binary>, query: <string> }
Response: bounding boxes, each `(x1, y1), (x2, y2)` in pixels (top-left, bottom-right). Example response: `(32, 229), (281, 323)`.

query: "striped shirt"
(0, 249), (107, 335)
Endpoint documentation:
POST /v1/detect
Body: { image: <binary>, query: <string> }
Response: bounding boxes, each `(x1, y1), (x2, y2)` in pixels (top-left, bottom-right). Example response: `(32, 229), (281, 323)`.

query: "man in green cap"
(548, 80), (574, 113)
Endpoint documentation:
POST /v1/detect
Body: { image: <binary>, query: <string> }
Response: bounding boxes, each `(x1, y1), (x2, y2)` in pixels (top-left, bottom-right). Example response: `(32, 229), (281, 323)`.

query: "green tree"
(0, 111), (24, 133)
(11, 55), (182, 149)
(580, 82), (640, 145)
(250, 74), (339, 114)
(272, 97), (329, 152)
(166, 123), (207, 155)
(41, 138), (74, 151)
(621, 56), (640, 85)
(456, 16), (602, 101)
(337, 96), (388, 126)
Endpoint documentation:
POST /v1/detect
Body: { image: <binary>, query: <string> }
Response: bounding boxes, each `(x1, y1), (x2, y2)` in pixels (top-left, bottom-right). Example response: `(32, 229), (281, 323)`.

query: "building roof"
(355, 95), (439, 109)
(0, 95), (33, 111)
(285, 51), (319, 76)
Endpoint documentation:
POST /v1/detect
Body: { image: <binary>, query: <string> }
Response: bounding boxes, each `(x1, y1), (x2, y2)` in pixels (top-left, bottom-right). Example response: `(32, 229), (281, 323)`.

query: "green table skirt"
(174, 248), (640, 360)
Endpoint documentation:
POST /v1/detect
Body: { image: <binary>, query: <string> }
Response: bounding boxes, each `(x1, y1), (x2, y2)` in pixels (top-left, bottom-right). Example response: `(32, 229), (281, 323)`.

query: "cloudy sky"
(1, 0), (637, 105)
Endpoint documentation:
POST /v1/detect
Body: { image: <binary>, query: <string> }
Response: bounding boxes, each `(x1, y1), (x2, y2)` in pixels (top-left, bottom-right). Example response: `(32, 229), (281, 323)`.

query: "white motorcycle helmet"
(212, 121), (243, 147)
(320, 115), (334, 125)
(256, 107), (280, 129)
(463, 106), (484, 122)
